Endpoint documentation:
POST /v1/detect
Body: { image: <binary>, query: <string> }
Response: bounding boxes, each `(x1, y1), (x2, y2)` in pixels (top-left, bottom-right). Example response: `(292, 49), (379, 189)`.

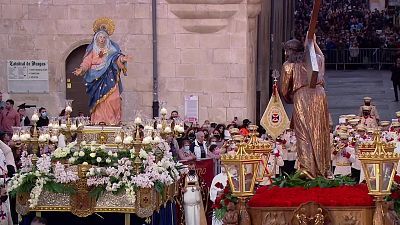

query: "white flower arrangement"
(10, 142), (185, 208)
(52, 141), (77, 159)
(8, 153), (78, 208)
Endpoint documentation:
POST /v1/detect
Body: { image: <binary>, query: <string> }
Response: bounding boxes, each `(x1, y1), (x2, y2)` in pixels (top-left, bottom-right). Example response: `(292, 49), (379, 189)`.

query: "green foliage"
(89, 185), (106, 201)
(272, 172), (356, 188)
(44, 181), (76, 195)
(213, 207), (227, 221)
(155, 181), (165, 196)
(9, 174), (37, 197)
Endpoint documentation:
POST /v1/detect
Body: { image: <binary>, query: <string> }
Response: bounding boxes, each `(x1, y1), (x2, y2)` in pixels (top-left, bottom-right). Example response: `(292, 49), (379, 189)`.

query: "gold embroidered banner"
(260, 89), (290, 140)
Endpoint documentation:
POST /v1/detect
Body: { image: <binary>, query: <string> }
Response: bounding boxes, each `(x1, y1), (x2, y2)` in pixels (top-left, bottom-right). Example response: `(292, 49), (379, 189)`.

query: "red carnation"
(224, 188), (230, 195)
(391, 192), (400, 200)
(215, 182), (224, 189)
(220, 193), (226, 200)
(215, 196), (222, 203)
(224, 199), (230, 206)
(212, 203), (222, 209)
(394, 175), (400, 184)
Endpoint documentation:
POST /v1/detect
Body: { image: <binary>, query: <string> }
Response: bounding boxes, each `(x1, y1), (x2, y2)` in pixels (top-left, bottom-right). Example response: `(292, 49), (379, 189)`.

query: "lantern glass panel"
(244, 163), (256, 192)
(226, 165), (240, 192)
(366, 163), (380, 191)
(383, 162), (395, 191)
(256, 156), (268, 181)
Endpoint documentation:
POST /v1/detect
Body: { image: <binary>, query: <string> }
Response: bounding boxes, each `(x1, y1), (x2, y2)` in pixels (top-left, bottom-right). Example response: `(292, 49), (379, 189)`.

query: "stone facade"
(0, 0), (263, 123)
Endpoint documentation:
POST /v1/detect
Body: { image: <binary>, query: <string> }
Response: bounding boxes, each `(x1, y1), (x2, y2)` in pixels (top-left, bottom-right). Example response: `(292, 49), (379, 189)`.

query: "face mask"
(189, 169), (196, 176)
(41, 112), (47, 118)
(184, 146), (190, 151)
(211, 142), (217, 145)
(214, 135), (220, 139)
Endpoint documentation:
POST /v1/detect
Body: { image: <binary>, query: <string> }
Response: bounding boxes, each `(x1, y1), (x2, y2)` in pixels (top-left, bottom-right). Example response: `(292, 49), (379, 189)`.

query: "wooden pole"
(305, 0), (322, 88)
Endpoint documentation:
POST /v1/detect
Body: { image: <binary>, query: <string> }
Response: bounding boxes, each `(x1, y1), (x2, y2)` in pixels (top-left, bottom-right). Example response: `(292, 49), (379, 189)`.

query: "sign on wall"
(7, 60), (49, 93)
(184, 95), (199, 123)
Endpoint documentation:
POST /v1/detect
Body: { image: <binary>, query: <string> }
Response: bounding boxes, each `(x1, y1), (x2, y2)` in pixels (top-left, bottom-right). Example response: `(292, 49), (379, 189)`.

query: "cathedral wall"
(0, 0), (261, 123)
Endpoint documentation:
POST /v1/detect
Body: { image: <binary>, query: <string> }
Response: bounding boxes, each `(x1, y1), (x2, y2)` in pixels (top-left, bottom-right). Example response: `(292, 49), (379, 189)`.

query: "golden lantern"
(359, 131), (400, 225)
(221, 137), (261, 198)
(221, 135), (262, 224)
(245, 125), (273, 183)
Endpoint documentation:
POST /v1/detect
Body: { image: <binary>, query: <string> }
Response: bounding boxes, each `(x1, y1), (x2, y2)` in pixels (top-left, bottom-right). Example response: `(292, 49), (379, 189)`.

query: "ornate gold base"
(249, 205), (374, 225)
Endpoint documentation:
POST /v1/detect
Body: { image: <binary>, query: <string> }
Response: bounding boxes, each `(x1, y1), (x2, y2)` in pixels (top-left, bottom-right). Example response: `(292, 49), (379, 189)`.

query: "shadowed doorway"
(65, 44), (90, 117)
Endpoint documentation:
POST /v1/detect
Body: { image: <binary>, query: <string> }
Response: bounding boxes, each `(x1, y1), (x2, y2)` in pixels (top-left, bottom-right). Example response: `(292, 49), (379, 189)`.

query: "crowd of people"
(295, 0), (400, 49)
(1, 92), (400, 224)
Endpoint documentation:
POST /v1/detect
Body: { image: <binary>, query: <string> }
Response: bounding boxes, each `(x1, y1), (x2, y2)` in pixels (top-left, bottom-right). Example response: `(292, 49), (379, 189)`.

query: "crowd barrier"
(322, 48), (400, 70)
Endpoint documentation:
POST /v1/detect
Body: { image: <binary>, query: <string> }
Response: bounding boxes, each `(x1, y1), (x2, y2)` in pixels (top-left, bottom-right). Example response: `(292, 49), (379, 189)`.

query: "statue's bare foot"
(325, 171), (334, 180)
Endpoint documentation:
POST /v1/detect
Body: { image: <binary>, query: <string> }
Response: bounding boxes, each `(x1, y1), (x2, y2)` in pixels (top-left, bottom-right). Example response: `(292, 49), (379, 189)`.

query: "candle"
(174, 125), (180, 131)
(19, 135), (27, 142)
(153, 136), (161, 144)
(38, 135), (46, 142)
(114, 135), (122, 144)
(65, 106), (73, 113)
(179, 126), (185, 133)
(123, 135), (133, 144)
(134, 117), (142, 124)
(60, 124), (67, 129)
(11, 134), (20, 141)
(50, 135), (58, 143)
(160, 108), (167, 115)
(31, 113), (39, 122)
(164, 126), (172, 133)
(157, 124), (162, 130)
(142, 136), (152, 144)
(70, 124), (77, 131)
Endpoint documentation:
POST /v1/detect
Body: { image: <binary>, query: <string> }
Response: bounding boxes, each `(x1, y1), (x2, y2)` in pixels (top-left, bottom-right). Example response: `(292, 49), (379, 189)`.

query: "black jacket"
(391, 65), (400, 83)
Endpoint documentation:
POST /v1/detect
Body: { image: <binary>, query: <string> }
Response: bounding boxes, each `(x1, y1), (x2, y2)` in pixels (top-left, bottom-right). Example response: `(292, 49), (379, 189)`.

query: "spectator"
(0, 99), (20, 134)
(170, 110), (179, 120)
(59, 109), (66, 117)
(166, 134), (179, 159)
(239, 119), (251, 136)
(392, 57), (400, 102)
(215, 124), (226, 140)
(178, 140), (196, 161)
(17, 106), (30, 126)
(295, 0), (400, 49)
(30, 217), (47, 225)
(37, 107), (49, 127)
(189, 131), (208, 159)
(0, 92), (4, 112)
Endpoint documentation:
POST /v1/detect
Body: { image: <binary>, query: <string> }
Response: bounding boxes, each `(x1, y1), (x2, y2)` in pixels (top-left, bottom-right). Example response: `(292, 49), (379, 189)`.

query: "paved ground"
(282, 70), (400, 124)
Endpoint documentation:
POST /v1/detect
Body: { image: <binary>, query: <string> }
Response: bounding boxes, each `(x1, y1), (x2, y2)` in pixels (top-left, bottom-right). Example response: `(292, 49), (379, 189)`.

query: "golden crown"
(93, 17), (115, 36)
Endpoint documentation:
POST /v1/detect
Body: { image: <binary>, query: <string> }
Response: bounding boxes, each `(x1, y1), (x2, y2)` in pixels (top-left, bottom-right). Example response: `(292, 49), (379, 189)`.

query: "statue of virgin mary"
(73, 17), (128, 125)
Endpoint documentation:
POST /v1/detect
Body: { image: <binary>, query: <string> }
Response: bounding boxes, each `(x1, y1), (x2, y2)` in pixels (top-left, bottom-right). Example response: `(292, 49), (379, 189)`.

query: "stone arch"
(57, 39), (91, 115)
